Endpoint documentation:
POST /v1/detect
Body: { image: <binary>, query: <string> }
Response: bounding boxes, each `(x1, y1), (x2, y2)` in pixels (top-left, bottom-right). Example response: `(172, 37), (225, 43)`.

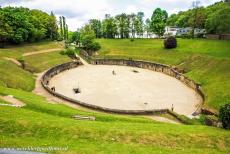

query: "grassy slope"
(96, 39), (230, 110)
(0, 86), (229, 154)
(23, 51), (71, 73)
(0, 59), (35, 91)
(0, 41), (70, 90)
(0, 41), (63, 59)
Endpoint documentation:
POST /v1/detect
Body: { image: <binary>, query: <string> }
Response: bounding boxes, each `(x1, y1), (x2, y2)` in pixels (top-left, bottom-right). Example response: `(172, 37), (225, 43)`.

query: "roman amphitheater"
(42, 58), (204, 116)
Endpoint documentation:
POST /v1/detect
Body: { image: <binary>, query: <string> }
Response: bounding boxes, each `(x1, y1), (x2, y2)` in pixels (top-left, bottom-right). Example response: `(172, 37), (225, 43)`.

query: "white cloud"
(1, 0), (221, 30)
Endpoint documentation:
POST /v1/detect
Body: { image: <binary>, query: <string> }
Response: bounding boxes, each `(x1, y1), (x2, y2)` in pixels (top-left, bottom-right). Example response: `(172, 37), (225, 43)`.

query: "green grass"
(0, 41), (63, 59)
(96, 39), (230, 111)
(0, 86), (229, 154)
(0, 97), (9, 104)
(0, 59), (35, 91)
(23, 51), (71, 73)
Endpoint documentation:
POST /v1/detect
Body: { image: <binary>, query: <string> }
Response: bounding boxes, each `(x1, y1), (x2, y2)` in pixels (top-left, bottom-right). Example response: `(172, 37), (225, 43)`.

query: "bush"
(84, 41), (101, 52)
(59, 48), (76, 58)
(219, 103), (230, 129)
(164, 36), (177, 49)
(90, 42), (101, 51)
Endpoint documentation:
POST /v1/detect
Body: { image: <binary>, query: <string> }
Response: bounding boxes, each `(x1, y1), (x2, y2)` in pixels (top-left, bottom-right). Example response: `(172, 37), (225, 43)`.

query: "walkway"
(23, 48), (63, 56)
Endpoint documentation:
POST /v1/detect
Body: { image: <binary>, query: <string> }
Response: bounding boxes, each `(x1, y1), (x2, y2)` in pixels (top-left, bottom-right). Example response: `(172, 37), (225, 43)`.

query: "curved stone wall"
(41, 59), (205, 115)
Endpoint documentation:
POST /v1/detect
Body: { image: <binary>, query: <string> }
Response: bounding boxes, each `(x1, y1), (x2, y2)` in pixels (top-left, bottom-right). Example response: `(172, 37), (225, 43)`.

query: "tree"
(48, 11), (58, 40)
(0, 6), (60, 46)
(59, 16), (64, 39)
(102, 14), (117, 38)
(135, 12), (144, 38)
(205, 7), (230, 34)
(115, 13), (129, 38)
(145, 18), (151, 38)
(129, 13), (136, 38)
(89, 19), (102, 38)
(80, 24), (101, 52)
(0, 9), (13, 47)
(71, 31), (81, 46)
(150, 8), (168, 37)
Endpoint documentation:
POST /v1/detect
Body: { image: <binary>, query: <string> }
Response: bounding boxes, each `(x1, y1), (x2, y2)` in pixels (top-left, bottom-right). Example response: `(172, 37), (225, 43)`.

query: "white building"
(165, 26), (206, 37)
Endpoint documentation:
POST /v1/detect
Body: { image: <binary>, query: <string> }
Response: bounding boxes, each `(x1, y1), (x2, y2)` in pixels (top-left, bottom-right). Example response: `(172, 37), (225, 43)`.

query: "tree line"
(167, 1), (230, 34)
(84, 8), (168, 39)
(75, 1), (229, 41)
(0, 6), (59, 47)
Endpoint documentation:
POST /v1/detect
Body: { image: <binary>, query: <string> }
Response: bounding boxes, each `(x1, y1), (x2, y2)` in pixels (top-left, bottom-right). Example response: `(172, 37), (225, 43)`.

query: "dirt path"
(75, 53), (89, 65)
(23, 48), (63, 56)
(33, 71), (91, 110)
(0, 95), (25, 107)
(3, 57), (22, 66)
(147, 116), (181, 124)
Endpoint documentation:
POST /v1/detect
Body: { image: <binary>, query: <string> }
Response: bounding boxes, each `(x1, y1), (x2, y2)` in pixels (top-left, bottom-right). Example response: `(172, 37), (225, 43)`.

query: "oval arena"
(42, 59), (204, 116)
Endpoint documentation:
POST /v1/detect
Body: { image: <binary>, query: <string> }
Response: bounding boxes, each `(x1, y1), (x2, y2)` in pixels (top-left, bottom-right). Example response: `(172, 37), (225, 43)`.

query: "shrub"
(59, 48), (76, 58)
(219, 103), (230, 129)
(164, 36), (177, 49)
(84, 41), (101, 52)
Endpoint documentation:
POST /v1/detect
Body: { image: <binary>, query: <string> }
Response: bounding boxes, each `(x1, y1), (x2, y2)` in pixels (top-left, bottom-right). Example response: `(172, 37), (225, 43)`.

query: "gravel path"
(3, 57), (22, 66)
(0, 95), (25, 107)
(23, 48), (63, 56)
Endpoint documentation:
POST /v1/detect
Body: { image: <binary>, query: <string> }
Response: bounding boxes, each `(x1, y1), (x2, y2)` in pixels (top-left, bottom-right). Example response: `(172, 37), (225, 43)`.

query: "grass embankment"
(96, 39), (230, 111)
(0, 59), (35, 91)
(0, 41), (70, 90)
(23, 51), (71, 73)
(0, 86), (230, 153)
(0, 41), (63, 59)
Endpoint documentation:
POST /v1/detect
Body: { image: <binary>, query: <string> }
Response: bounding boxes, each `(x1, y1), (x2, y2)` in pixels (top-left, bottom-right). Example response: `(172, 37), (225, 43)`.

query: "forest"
(0, 7), (59, 47)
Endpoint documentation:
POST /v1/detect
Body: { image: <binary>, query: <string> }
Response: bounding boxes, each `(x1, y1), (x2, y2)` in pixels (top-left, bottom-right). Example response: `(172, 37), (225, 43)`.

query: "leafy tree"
(102, 14), (117, 38)
(145, 18), (151, 38)
(150, 8), (168, 37)
(135, 12), (144, 38)
(59, 16), (64, 39)
(205, 7), (230, 34)
(0, 6), (59, 46)
(129, 13), (136, 38)
(89, 19), (102, 38)
(115, 13), (129, 38)
(49, 11), (58, 40)
(71, 31), (81, 46)
(0, 9), (13, 47)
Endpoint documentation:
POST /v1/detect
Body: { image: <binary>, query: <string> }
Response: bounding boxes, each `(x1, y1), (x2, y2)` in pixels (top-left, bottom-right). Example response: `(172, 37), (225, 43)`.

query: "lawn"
(0, 41), (63, 59)
(96, 39), (230, 111)
(23, 51), (71, 73)
(0, 59), (35, 91)
(0, 86), (229, 154)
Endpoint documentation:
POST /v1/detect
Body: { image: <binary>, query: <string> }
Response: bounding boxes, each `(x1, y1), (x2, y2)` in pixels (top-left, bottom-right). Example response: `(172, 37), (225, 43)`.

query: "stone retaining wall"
(41, 56), (205, 115)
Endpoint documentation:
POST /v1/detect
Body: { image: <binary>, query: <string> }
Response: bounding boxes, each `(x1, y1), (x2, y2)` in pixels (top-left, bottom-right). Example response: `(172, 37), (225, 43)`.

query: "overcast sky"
(1, 0), (221, 31)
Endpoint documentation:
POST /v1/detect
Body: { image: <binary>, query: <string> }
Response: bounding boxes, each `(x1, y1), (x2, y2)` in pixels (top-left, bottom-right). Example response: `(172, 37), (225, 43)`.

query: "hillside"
(96, 39), (230, 111)
(0, 41), (229, 153)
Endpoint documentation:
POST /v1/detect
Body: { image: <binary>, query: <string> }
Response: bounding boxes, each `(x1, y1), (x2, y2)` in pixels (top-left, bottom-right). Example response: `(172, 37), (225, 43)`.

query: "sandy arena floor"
(49, 65), (202, 115)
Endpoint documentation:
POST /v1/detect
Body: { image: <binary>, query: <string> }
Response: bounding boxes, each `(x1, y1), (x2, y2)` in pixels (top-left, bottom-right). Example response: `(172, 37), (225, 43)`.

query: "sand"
(49, 65), (202, 116)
